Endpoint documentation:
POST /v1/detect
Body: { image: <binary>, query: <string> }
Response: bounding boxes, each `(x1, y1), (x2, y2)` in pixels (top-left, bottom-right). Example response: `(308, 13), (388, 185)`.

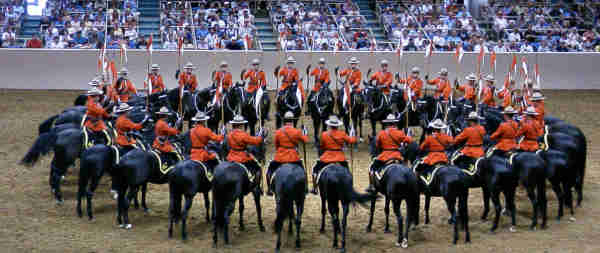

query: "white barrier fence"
(1, 49), (598, 90)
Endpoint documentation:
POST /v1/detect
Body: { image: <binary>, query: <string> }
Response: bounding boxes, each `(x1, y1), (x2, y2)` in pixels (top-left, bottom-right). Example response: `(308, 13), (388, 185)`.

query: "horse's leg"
(526, 185), (538, 230)
(550, 179), (564, 221)
(366, 197), (376, 232)
(253, 189), (266, 231)
(460, 191), (471, 243)
(341, 202), (349, 252)
(168, 186), (179, 239)
(224, 202), (234, 245)
(86, 170), (103, 220)
(203, 191), (211, 223)
(425, 193), (431, 224)
(275, 201), (283, 253)
(481, 186), (491, 221)
(288, 204), (295, 235)
(563, 181), (575, 219)
(329, 199), (339, 249)
(448, 195), (459, 244)
(141, 183), (149, 212)
(490, 188), (502, 232)
(506, 186), (518, 232)
(384, 196), (391, 233)
(238, 196), (245, 231)
(313, 117), (320, 144)
(181, 194), (194, 241)
(320, 194), (327, 233)
(295, 197), (304, 249)
(50, 159), (64, 204)
(76, 168), (87, 218)
(538, 179), (548, 229)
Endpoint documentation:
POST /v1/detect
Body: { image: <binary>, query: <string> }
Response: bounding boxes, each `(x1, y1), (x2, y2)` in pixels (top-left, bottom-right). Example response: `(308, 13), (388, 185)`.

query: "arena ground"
(1, 89), (599, 252)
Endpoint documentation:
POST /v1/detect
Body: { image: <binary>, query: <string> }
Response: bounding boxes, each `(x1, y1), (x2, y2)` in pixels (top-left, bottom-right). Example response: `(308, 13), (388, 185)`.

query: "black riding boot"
(245, 160), (263, 195)
(266, 161), (281, 196)
(263, 95), (272, 121)
(365, 160), (383, 193)
(306, 91), (315, 115)
(311, 161), (326, 195)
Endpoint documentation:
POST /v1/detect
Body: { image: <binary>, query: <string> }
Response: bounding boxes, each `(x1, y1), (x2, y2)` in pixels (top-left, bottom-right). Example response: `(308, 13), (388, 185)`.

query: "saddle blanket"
(190, 160), (213, 182)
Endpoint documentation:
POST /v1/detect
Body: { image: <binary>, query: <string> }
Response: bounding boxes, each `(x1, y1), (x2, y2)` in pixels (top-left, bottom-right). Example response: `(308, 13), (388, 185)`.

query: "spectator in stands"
(26, 34), (44, 48)
(163, 36), (177, 50)
(47, 36), (66, 49)
(71, 31), (89, 48)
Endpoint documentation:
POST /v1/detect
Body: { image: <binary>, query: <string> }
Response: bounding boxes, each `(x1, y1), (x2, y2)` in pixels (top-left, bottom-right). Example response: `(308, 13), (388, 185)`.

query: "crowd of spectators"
(1, 0), (26, 48)
(160, 0), (257, 50)
(378, 0), (600, 52)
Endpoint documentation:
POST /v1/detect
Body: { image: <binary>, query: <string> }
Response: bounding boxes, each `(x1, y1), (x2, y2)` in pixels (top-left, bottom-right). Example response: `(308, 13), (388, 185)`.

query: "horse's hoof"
(509, 226), (517, 233)
(366, 227), (371, 233)
(569, 217), (576, 222)
(259, 225), (266, 232)
(529, 225), (537, 231)
(124, 224), (133, 230)
(56, 199), (64, 206)
(398, 238), (408, 248)
(143, 208), (151, 214)
(119, 224), (125, 228)
(359, 138), (364, 143)
(110, 190), (118, 200)
(319, 228), (325, 234)
(384, 228), (391, 234)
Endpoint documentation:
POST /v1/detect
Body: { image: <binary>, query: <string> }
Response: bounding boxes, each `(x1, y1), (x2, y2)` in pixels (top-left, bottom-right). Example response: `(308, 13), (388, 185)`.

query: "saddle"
(412, 160), (445, 186)
(314, 162), (343, 188)
(151, 148), (184, 175)
(235, 162), (256, 183)
(82, 125), (114, 149)
(190, 160), (214, 182)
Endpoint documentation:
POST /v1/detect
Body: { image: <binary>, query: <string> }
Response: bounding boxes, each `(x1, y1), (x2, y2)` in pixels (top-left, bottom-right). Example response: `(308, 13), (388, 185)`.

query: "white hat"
(525, 106), (539, 115)
(114, 103), (133, 113)
(156, 106), (172, 115)
(318, 57), (326, 63)
(252, 58), (260, 65)
(325, 115), (343, 126)
(191, 111), (210, 121)
(532, 83), (541, 91)
(184, 62), (195, 69)
(88, 80), (100, 86)
(348, 57), (359, 64)
(439, 68), (448, 75)
(286, 56), (296, 63)
(465, 73), (477, 81)
(381, 59), (389, 65)
(525, 78), (533, 84)
(530, 92), (545, 101)
(230, 115), (248, 124)
(411, 66), (420, 73)
(151, 64), (160, 69)
(382, 114), (398, 123)
(87, 87), (103, 95)
(501, 106), (518, 114)
(428, 119), (447, 129)
(483, 74), (495, 82)
(467, 111), (484, 120)
(220, 61), (228, 67)
(119, 68), (129, 75)
(283, 111), (296, 120)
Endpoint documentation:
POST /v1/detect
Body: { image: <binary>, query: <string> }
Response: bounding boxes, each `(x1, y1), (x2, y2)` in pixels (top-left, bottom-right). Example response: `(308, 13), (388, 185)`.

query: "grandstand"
(4, 0), (600, 52)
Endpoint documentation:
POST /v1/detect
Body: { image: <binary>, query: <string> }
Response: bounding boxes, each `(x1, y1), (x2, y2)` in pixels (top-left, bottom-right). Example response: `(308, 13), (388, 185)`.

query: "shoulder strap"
(326, 131), (344, 147)
(384, 129), (402, 147)
(433, 134), (449, 149)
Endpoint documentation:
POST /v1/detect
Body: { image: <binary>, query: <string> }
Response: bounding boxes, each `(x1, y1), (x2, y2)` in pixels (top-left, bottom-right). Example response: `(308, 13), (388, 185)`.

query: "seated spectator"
(47, 36), (66, 49)
(26, 34), (44, 48)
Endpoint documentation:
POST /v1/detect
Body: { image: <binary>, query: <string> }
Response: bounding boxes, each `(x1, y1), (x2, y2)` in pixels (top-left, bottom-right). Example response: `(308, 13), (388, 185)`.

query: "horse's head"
(482, 109), (503, 134)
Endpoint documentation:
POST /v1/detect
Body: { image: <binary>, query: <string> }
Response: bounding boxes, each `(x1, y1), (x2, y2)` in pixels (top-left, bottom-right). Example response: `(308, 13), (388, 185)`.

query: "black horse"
(38, 106), (86, 134)
(336, 85), (365, 142)
(403, 143), (471, 244)
(275, 83), (302, 128)
(167, 140), (223, 241)
(363, 82), (393, 137)
(365, 137), (419, 248)
(271, 163), (307, 253)
(316, 164), (377, 252)
(77, 110), (151, 220)
(114, 129), (188, 229)
(212, 143), (266, 247)
(196, 86), (223, 132)
(309, 85), (335, 143)
(227, 82), (270, 136)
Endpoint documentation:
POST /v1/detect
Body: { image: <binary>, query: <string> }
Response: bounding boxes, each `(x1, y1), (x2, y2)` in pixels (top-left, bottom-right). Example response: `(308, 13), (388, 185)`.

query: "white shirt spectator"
(494, 16), (508, 30)
(507, 31), (521, 42)
(163, 40), (177, 50)
(493, 44), (507, 53)
(473, 43), (489, 53)
(520, 43), (534, 52)
(433, 35), (446, 48)
(48, 40), (67, 49)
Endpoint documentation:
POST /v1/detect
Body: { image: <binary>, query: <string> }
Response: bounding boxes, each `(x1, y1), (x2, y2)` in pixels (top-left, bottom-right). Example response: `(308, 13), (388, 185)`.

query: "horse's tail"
(212, 177), (238, 228)
(38, 114), (59, 134)
(20, 132), (56, 167)
(274, 188), (294, 233)
(342, 175), (377, 208)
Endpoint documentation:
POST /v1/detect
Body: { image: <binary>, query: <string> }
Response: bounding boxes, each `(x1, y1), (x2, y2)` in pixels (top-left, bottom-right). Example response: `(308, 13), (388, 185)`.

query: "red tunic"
(113, 79), (137, 103)
(454, 124), (486, 158)
(490, 120), (518, 151)
(339, 68), (362, 92)
(243, 70), (267, 93)
(115, 115), (143, 146)
(517, 119), (542, 152)
(427, 78), (451, 100)
(376, 127), (412, 161)
(420, 133), (454, 165)
(226, 129), (263, 163)
(458, 84), (476, 101)
(400, 77), (423, 101)
(190, 125), (224, 161)
(319, 129), (357, 163)
(179, 72), (198, 92)
(370, 71), (393, 95)
(215, 71), (233, 90)
(152, 119), (179, 153)
(310, 67), (331, 92)
(84, 97), (110, 131)
(273, 125), (309, 163)
(147, 73), (165, 94)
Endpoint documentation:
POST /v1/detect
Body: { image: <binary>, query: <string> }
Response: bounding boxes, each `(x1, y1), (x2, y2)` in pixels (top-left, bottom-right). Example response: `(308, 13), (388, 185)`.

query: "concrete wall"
(0, 49), (598, 90)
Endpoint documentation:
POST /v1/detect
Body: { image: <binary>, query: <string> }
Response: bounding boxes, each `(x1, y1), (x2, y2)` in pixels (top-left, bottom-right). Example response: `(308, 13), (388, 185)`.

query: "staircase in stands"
(20, 16), (41, 39)
(256, 17), (277, 51)
(356, 0), (387, 45)
(138, 0), (162, 48)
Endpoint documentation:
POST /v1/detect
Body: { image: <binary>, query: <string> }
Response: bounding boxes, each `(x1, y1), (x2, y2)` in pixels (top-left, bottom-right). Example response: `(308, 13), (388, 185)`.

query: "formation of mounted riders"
(20, 55), (587, 252)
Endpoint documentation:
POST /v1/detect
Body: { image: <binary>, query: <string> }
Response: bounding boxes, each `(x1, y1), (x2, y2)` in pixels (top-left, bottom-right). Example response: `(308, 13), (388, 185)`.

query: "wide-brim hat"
(151, 64), (160, 69)
(119, 68), (129, 75)
(465, 73), (477, 81)
(348, 57), (359, 64)
(88, 80), (100, 86)
(382, 113), (398, 123)
(381, 59), (389, 65)
(428, 119), (447, 129)
(87, 87), (103, 96)
(525, 106), (539, 115)
(439, 68), (448, 75)
(411, 66), (420, 73)
(156, 106), (172, 115)
(220, 61), (228, 67)
(230, 115), (248, 124)
(286, 56), (296, 63)
(530, 92), (545, 101)
(467, 111), (484, 120)
(283, 111), (296, 120)
(252, 58), (260, 65)
(325, 115), (343, 126)
(483, 74), (495, 82)
(191, 111), (210, 121)
(114, 103), (133, 113)
(318, 57), (326, 63)
(184, 62), (196, 69)
(501, 106), (518, 114)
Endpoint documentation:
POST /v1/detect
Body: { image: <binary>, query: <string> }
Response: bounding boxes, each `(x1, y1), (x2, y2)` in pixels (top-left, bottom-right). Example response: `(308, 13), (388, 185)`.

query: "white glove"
(220, 126), (226, 136)
(302, 126), (308, 136)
